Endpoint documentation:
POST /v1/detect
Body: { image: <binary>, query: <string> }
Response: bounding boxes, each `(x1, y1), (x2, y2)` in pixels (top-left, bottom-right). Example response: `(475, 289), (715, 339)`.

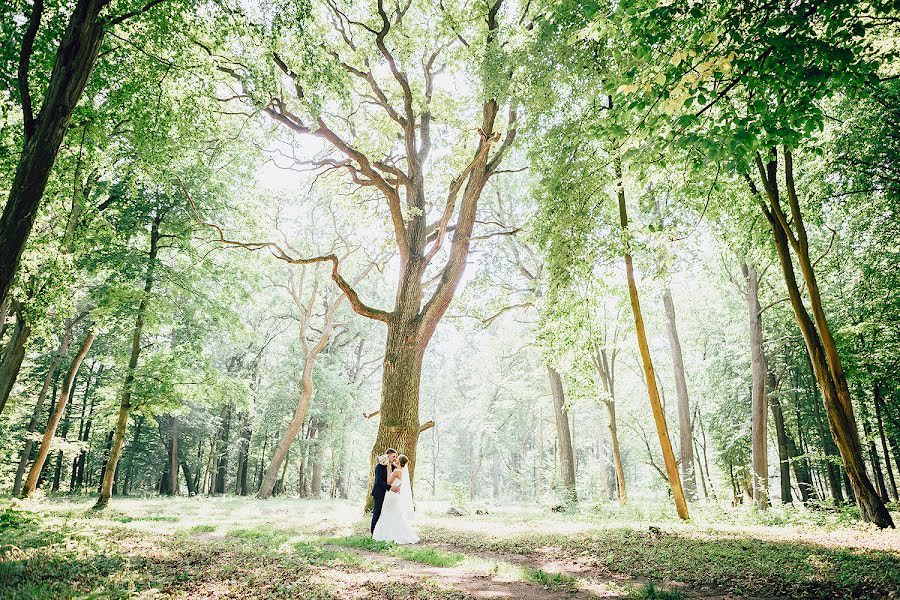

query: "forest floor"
(1, 496), (899, 599)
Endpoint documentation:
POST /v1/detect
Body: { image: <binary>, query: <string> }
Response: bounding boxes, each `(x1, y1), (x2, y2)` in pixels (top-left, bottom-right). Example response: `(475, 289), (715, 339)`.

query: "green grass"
(324, 535), (465, 567)
(628, 582), (684, 599)
(189, 524), (217, 533)
(392, 546), (466, 567)
(522, 567), (578, 590)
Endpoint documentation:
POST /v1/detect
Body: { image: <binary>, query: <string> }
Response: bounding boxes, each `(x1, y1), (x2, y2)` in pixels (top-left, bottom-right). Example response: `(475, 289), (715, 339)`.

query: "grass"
(2, 495), (898, 599)
(325, 535), (465, 567)
(522, 567), (578, 590)
(628, 582), (684, 599)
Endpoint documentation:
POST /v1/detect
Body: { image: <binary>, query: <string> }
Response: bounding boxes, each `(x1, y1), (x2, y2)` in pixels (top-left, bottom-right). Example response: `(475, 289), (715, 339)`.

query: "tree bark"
(749, 149), (892, 526)
(662, 288), (697, 501)
(0, 305), (31, 415)
(23, 331), (94, 496)
(548, 366), (577, 502)
(0, 0), (107, 310)
(95, 212), (162, 509)
(617, 163), (689, 520)
(235, 412), (252, 496)
(743, 262), (770, 508)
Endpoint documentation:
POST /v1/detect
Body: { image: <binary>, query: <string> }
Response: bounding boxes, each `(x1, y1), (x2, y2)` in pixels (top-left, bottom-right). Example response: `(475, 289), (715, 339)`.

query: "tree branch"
(181, 179), (391, 323)
(106, 0), (169, 27)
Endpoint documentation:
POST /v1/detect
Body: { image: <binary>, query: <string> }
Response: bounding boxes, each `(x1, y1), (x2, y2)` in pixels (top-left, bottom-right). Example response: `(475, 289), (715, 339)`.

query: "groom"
(371, 447), (400, 533)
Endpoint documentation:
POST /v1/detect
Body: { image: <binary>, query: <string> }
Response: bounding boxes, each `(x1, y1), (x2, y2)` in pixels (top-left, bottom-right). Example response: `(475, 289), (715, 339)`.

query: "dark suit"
(371, 462), (395, 533)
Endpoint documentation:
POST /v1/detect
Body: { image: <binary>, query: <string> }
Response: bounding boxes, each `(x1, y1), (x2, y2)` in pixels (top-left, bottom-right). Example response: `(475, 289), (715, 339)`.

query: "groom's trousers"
(371, 493), (385, 533)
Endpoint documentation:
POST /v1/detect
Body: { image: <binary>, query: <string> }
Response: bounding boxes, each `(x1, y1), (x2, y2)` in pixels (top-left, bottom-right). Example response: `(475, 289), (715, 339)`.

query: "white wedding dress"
(372, 466), (419, 544)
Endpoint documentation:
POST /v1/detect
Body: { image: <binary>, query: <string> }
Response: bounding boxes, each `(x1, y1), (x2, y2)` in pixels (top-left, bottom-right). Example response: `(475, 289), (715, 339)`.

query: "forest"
(0, 0), (899, 598)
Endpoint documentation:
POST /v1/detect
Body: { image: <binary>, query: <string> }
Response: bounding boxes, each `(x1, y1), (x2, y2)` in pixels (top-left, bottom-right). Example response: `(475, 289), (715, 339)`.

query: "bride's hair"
(398, 454), (409, 467)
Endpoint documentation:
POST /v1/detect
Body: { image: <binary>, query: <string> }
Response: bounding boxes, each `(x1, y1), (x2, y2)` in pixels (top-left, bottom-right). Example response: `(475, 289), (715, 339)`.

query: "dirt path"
(323, 544), (612, 599)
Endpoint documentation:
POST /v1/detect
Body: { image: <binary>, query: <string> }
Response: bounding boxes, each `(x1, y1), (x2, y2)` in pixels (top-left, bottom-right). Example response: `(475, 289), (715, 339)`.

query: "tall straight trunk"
(617, 163), (688, 520)
(874, 384), (898, 501)
(536, 406), (544, 501)
(662, 288), (697, 500)
(95, 213), (162, 509)
(170, 415), (180, 496)
(13, 326), (71, 495)
(548, 366), (577, 502)
(0, 0), (108, 309)
(769, 386), (793, 504)
(214, 404), (232, 494)
(311, 444), (323, 499)
(0, 308), (31, 415)
(23, 331), (94, 495)
(180, 459), (196, 496)
(743, 262), (769, 508)
(750, 149), (892, 526)
(122, 417), (144, 496)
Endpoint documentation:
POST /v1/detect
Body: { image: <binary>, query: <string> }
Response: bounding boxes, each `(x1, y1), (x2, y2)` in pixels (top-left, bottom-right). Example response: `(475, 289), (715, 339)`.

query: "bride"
(372, 454), (419, 544)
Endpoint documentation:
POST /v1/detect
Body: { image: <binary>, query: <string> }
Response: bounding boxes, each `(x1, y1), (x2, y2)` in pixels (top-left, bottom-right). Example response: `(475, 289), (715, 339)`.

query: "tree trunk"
(598, 412), (608, 500)
(214, 404), (232, 495)
(874, 383), (898, 501)
(812, 389), (844, 502)
(0, 309), (31, 415)
(617, 167), (689, 521)
(0, 0), (107, 310)
(51, 388), (75, 492)
(662, 287), (697, 501)
(23, 331), (94, 496)
(548, 366), (577, 502)
(751, 150), (892, 527)
(769, 385), (793, 504)
(12, 327), (72, 495)
(860, 397), (889, 503)
(366, 320), (426, 511)
(170, 415), (180, 496)
(95, 213), (162, 509)
(311, 445), (323, 499)
(743, 262), (770, 508)
(235, 413), (252, 496)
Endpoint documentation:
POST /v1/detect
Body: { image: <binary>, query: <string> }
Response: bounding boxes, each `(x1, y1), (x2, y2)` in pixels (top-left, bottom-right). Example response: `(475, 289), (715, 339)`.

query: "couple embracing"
(370, 448), (419, 544)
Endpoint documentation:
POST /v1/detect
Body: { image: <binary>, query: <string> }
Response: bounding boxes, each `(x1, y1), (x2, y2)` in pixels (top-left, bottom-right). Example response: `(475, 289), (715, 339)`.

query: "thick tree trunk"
(23, 331), (94, 495)
(617, 169), (688, 520)
(366, 320), (426, 511)
(751, 151), (892, 526)
(743, 263), (770, 508)
(662, 288), (697, 501)
(12, 327), (71, 495)
(0, 0), (108, 309)
(548, 366), (577, 502)
(95, 213), (162, 509)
